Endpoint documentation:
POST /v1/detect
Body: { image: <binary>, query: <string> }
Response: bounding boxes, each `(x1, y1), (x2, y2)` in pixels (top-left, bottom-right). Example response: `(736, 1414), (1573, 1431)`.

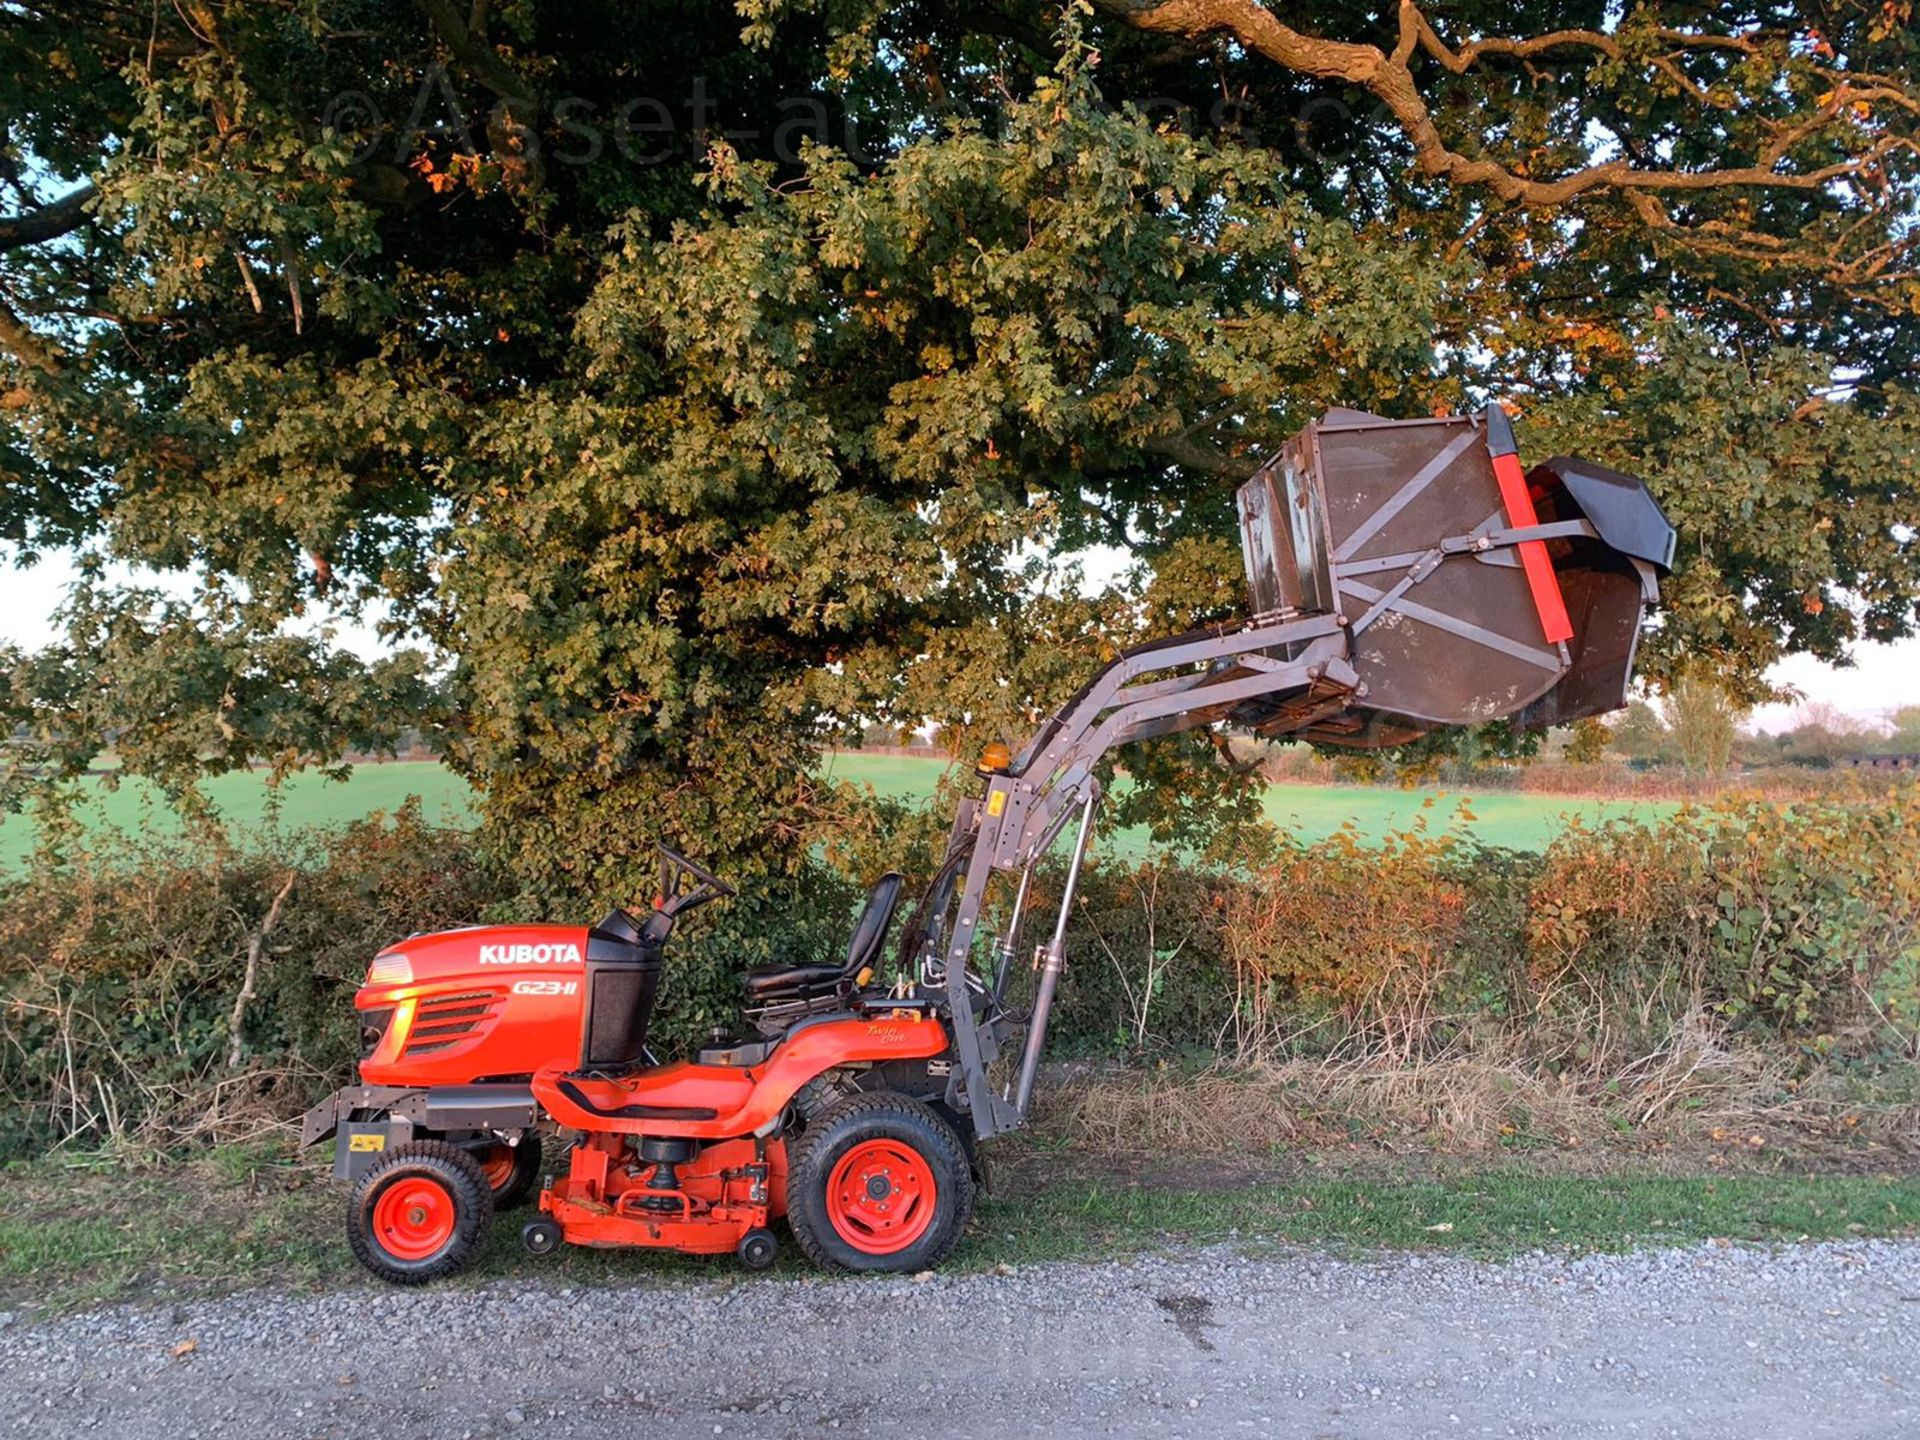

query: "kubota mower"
(302, 403), (1674, 1283)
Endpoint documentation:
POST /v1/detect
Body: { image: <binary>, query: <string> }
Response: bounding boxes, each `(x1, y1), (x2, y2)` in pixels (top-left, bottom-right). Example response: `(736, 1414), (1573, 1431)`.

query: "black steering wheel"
(652, 844), (737, 918)
(598, 846), (736, 947)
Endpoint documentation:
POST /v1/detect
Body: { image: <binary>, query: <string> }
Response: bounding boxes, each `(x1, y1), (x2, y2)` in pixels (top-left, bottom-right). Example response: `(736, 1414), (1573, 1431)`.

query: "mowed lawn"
(0, 754), (1672, 869)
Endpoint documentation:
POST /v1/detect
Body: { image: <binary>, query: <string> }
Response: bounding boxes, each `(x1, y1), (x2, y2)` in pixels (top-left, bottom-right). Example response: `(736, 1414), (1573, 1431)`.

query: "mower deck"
(538, 1133), (788, 1258)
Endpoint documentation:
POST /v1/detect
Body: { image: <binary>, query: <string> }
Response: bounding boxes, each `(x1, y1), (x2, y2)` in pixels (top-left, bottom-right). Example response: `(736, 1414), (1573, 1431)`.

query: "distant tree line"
(1613, 697), (1920, 772)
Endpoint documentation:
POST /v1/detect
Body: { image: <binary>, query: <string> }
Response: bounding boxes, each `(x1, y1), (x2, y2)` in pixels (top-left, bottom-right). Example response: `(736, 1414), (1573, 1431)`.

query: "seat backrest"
(843, 872), (905, 977)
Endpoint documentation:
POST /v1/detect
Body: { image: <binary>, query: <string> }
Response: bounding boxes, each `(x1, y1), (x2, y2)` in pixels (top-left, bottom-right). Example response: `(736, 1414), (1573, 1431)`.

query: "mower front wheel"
(348, 1140), (494, 1285)
(737, 1227), (779, 1271)
(787, 1091), (974, 1273)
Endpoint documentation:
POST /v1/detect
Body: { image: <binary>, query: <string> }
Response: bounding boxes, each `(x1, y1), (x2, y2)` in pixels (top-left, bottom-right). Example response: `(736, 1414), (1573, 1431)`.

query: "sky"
(4, 548), (1917, 734)
(1747, 642), (1920, 733)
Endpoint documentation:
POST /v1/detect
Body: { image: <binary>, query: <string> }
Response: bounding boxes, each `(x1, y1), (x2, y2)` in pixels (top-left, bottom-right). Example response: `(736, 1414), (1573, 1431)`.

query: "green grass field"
(0, 754), (1674, 869)
(813, 752), (1672, 855)
(0, 761), (476, 869)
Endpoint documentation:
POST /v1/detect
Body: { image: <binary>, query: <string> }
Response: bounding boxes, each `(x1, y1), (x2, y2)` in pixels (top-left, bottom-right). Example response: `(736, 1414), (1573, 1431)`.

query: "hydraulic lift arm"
(927, 609), (1355, 1138)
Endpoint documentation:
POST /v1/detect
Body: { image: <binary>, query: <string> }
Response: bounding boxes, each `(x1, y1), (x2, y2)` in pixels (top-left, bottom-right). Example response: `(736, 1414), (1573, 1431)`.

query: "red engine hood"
(359, 923), (592, 1004)
(354, 924), (595, 1087)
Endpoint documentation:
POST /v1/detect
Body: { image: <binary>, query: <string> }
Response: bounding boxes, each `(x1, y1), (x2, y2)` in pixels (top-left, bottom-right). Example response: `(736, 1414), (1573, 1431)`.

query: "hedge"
(2, 788), (1916, 1158)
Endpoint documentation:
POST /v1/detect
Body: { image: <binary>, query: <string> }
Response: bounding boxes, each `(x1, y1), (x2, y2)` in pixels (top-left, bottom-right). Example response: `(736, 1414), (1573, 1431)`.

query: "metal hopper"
(1229, 404), (1672, 747)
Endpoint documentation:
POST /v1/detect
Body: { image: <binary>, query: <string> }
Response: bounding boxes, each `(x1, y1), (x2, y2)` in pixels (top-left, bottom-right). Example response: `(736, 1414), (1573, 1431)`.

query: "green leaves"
(1527, 313), (1920, 695)
(0, 5), (1915, 898)
(0, 581), (446, 812)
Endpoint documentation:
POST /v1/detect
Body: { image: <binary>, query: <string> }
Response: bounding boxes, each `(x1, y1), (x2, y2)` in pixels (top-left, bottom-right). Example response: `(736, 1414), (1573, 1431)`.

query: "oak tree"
(1, 1), (1914, 895)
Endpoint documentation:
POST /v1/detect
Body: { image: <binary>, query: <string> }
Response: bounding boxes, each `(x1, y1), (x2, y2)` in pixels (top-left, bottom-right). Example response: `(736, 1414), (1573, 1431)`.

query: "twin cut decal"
(478, 942), (583, 965)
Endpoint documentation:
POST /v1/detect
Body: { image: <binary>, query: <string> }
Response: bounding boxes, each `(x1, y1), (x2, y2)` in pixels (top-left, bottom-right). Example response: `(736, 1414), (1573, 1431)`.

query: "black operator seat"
(743, 872), (905, 1002)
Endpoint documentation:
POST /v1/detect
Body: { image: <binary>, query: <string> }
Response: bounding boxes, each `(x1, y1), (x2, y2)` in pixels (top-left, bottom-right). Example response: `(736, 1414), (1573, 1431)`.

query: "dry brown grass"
(1045, 1066), (1325, 1156)
(1038, 1012), (1920, 1171)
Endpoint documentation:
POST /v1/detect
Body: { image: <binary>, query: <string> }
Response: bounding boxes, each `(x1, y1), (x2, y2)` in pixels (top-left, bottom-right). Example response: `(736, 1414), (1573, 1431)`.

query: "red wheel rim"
(477, 1146), (515, 1191)
(371, 1176), (458, 1261)
(824, 1139), (938, 1255)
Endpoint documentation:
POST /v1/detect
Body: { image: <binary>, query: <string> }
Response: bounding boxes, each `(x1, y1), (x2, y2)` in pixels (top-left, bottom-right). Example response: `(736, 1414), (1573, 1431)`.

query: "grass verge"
(2, 1139), (1915, 1318)
(973, 1168), (1920, 1265)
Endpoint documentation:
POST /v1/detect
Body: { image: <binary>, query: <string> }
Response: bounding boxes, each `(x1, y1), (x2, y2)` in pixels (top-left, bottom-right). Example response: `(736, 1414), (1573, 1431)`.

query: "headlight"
(366, 951), (412, 987)
(358, 1008), (394, 1059)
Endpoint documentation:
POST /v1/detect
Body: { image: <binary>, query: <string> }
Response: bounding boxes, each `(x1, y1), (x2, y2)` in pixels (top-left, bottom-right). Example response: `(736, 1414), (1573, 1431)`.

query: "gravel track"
(4, 1240), (1917, 1440)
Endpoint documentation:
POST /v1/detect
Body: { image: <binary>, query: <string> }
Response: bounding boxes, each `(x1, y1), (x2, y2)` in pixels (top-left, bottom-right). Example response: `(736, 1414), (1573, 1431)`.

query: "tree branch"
(417, 0), (532, 102)
(417, 0), (543, 189)
(0, 184), (97, 252)
(1096, 0), (1381, 85)
(0, 294), (61, 373)
(1143, 429), (1249, 477)
(227, 870), (297, 1070)
(1093, 0), (1917, 283)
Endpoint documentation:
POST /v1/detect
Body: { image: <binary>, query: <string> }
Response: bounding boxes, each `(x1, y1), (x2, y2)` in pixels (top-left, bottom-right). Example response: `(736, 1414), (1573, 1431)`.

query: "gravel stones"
(3, 1239), (1916, 1438)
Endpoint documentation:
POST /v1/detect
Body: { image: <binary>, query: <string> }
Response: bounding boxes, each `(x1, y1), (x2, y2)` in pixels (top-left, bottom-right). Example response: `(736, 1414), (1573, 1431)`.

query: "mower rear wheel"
(787, 1091), (973, 1273)
(474, 1137), (543, 1210)
(348, 1140), (494, 1285)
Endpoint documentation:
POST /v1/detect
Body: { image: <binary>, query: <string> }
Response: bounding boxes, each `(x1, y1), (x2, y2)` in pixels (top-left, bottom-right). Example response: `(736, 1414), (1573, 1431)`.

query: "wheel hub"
(825, 1140), (937, 1255)
(477, 1145), (517, 1191)
(371, 1177), (457, 1262)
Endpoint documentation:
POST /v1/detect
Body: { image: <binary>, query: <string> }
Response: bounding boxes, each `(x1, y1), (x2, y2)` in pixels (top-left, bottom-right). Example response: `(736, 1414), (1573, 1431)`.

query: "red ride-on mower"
(303, 403), (1675, 1285)
(303, 848), (976, 1281)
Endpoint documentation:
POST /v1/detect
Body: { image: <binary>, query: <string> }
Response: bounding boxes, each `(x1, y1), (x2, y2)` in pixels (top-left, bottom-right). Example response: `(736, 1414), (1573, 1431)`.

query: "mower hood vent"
(403, 991), (502, 1056)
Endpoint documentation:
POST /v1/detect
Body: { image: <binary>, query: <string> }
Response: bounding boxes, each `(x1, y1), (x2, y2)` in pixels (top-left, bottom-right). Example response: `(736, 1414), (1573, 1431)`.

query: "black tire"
(737, 1227), (779, 1271)
(521, 1217), (563, 1257)
(930, 1100), (983, 1183)
(348, 1140), (494, 1285)
(786, 1091), (974, 1274)
(473, 1137), (544, 1211)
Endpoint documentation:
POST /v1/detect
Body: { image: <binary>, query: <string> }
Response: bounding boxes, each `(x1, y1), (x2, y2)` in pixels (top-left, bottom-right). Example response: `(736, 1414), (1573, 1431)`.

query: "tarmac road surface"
(3, 1239), (1916, 1439)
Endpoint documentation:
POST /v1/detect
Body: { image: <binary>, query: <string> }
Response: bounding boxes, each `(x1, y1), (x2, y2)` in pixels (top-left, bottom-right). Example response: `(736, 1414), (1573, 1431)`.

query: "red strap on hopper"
(1485, 407), (1573, 646)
